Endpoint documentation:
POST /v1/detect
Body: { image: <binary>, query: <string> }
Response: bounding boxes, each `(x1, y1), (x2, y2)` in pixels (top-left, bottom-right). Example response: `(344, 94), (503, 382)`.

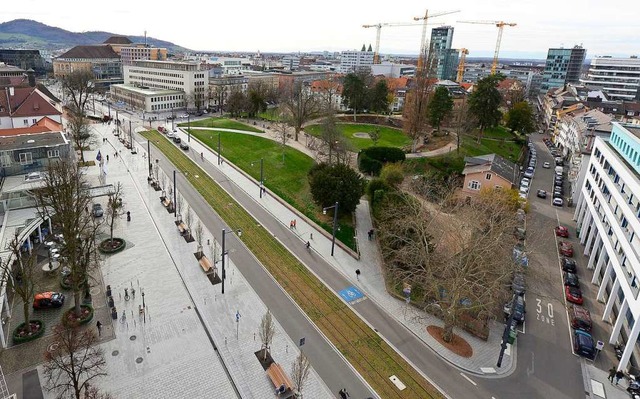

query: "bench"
(266, 363), (294, 398)
(198, 256), (212, 273)
(177, 222), (188, 235)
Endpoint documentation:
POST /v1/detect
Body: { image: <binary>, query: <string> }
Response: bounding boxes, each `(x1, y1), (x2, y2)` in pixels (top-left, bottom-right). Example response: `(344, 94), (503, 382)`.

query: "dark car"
(574, 330), (596, 359)
(563, 272), (580, 287)
(173, 136), (181, 144)
(565, 285), (583, 305)
(92, 203), (103, 218)
(561, 257), (577, 272)
(179, 142), (189, 150)
(537, 189), (547, 199)
(512, 273), (526, 294)
(504, 294), (526, 324)
(555, 225), (569, 237)
(33, 292), (65, 309)
(559, 241), (574, 257)
(514, 227), (526, 241)
(569, 305), (592, 331)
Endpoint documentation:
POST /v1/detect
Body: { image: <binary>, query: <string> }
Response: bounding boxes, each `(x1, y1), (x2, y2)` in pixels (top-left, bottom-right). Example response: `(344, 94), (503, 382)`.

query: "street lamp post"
(147, 140), (152, 178)
(141, 288), (146, 323)
(221, 228), (242, 294)
(187, 114), (191, 142)
(250, 158), (264, 198)
(217, 132), (221, 165)
(323, 202), (339, 256)
(173, 170), (177, 218)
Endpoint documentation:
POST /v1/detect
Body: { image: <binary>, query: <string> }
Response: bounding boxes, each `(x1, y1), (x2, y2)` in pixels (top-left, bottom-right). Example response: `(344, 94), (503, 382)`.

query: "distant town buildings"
(120, 45), (168, 66)
(580, 56), (640, 101)
(540, 45), (587, 93)
(371, 62), (415, 78)
(0, 49), (47, 75)
(340, 46), (374, 74)
(53, 36), (124, 89)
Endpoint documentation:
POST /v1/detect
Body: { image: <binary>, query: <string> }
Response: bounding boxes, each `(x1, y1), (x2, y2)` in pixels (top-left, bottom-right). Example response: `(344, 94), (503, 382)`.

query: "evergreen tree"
(428, 86), (454, 132)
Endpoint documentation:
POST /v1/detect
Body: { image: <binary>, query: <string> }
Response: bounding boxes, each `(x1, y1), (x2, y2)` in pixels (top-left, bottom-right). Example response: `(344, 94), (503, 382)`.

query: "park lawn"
(142, 130), (443, 399)
(305, 123), (412, 151)
(257, 107), (282, 121)
(178, 117), (264, 133)
(191, 130), (356, 250)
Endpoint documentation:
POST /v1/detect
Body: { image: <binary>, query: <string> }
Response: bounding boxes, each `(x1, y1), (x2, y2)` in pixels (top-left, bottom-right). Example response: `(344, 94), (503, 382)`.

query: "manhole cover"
(136, 357), (143, 364)
(112, 350), (119, 356)
(130, 335), (137, 341)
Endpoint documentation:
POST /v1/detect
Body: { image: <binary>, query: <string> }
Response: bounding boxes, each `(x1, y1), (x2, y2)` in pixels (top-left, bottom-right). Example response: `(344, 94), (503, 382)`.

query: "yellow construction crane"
(457, 20), (517, 74)
(456, 48), (469, 83)
(414, 9), (460, 71)
(362, 22), (425, 64)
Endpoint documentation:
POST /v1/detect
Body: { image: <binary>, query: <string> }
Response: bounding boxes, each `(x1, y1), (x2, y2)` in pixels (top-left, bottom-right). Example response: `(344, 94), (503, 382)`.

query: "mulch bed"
(427, 325), (473, 358)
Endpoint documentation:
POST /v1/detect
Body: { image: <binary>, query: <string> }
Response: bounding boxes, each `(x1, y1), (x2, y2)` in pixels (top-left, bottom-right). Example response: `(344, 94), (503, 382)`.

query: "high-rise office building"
(580, 56), (640, 101)
(430, 26), (458, 81)
(540, 45), (586, 92)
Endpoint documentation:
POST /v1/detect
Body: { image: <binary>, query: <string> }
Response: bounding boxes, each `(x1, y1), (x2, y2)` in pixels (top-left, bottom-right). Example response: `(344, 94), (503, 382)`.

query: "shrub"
(358, 147), (406, 175)
(380, 163), (404, 188)
(308, 163), (364, 214)
(358, 153), (383, 175)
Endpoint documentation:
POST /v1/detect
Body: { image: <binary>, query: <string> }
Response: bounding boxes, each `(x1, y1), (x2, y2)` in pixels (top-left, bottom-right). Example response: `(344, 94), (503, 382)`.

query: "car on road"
(504, 293), (526, 324)
(563, 272), (580, 287)
(543, 162), (551, 169)
(167, 115), (175, 120)
(561, 257), (578, 273)
(569, 305), (592, 331)
(92, 203), (103, 217)
(555, 225), (569, 237)
(173, 136), (181, 144)
(537, 189), (547, 199)
(552, 197), (564, 207)
(179, 113), (189, 119)
(33, 292), (65, 309)
(179, 142), (189, 150)
(573, 330), (596, 359)
(559, 241), (574, 257)
(565, 285), (584, 305)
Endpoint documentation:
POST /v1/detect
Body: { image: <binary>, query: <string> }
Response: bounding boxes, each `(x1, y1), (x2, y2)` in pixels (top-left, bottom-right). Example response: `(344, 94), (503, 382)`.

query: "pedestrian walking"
(309, 233), (313, 240)
(367, 229), (373, 240)
(306, 241), (311, 250)
(615, 370), (624, 385)
(126, 211), (131, 222)
(293, 219), (297, 229)
(289, 220), (293, 229)
(355, 269), (361, 281)
(608, 366), (616, 383)
(106, 154), (109, 162)
(96, 320), (102, 336)
(339, 388), (350, 399)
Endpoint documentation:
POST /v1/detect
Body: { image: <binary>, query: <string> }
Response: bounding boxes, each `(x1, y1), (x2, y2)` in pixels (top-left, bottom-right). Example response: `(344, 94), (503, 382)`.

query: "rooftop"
(0, 131), (67, 151)
(463, 154), (518, 185)
(111, 84), (182, 96)
(57, 45), (119, 60)
(103, 35), (133, 45)
(626, 125), (640, 140)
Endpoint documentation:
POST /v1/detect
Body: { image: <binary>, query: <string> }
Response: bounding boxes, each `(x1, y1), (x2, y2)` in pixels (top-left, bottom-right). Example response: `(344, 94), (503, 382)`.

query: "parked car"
(504, 293), (526, 324)
(514, 227), (526, 241)
(180, 142), (189, 150)
(521, 178), (531, 187)
(543, 162), (551, 169)
(569, 305), (592, 331)
(563, 272), (580, 287)
(167, 115), (176, 120)
(33, 292), (65, 309)
(173, 136), (181, 144)
(92, 203), (103, 217)
(555, 158), (564, 166)
(555, 225), (569, 237)
(565, 285), (584, 305)
(573, 330), (596, 359)
(537, 190), (547, 199)
(552, 197), (564, 207)
(559, 241), (574, 257)
(561, 257), (578, 273)
(512, 273), (526, 294)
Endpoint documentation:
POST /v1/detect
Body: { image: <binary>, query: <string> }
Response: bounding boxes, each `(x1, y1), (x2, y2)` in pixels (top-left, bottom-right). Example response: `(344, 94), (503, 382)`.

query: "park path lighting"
(221, 229), (242, 294)
(322, 202), (339, 256)
(250, 158), (264, 198)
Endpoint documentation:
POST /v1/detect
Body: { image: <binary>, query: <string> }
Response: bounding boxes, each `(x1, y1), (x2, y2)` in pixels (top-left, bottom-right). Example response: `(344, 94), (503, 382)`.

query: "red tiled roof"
(0, 117), (62, 137)
(12, 89), (61, 118)
(309, 80), (343, 94)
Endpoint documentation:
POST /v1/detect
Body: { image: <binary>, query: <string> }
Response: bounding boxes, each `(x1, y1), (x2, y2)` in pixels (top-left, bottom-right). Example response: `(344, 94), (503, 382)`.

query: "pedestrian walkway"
(584, 363), (635, 399)
(37, 122), (333, 398)
(175, 127), (514, 376)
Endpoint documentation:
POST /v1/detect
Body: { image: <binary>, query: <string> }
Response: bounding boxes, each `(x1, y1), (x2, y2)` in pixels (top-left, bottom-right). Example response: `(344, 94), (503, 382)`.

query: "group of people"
(608, 366), (626, 385)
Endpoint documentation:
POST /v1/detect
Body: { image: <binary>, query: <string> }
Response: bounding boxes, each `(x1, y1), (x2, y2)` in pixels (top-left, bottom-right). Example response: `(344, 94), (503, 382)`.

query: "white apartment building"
(556, 109), (613, 157)
(120, 46), (167, 66)
(574, 122), (640, 372)
(581, 57), (640, 101)
(339, 50), (374, 74)
(111, 60), (207, 112)
(209, 57), (252, 76)
(281, 55), (300, 71)
(371, 62), (415, 78)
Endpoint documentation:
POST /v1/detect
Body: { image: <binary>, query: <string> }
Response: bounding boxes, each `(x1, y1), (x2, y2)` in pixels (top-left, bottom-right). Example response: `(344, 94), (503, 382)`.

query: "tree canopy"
(428, 86), (454, 132)
(505, 101), (536, 134)
(308, 163), (364, 214)
(468, 75), (504, 139)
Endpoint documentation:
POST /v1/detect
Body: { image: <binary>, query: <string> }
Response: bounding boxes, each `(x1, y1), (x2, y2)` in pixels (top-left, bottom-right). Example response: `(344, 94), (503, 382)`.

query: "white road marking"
(460, 372), (477, 386)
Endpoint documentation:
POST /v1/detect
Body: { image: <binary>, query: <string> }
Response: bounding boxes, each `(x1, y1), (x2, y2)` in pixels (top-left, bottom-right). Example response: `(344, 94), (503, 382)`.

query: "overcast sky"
(3, 0), (639, 59)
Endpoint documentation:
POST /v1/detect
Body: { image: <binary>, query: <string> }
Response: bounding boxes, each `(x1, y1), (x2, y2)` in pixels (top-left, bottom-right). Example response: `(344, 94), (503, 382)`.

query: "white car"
(552, 197), (564, 207)
(179, 114), (189, 119)
(543, 162), (551, 169)
(519, 186), (529, 195)
(521, 178), (530, 188)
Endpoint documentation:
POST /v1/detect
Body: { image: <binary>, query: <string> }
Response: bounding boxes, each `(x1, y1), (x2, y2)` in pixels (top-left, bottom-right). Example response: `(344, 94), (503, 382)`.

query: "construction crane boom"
(413, 9), (460, 71)
(362, 22), (427, 64)
(456, 48), (469, 83)
(457, 20), (517, 74)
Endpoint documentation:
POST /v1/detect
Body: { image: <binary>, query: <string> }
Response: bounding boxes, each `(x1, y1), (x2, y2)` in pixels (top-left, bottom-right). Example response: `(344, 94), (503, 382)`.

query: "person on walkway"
(106, 154), (109, 162)
(615, 370), (624, 385)
(201, 152), (204, 161)
(339, 388), (349, 399)
(96, 320), (102, 337)
(367, 229), (373, 240)
(608, 366), (616, 383)
(127, 211), (131, 222)
(355, 269), (361, 281)
(306, 241), (311, 250)
(289, 220), (294, 229)
(292, 219), (297, 229)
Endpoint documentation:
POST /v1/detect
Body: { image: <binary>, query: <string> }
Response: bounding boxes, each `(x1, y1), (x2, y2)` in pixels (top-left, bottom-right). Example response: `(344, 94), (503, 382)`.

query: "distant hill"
(0, 19), (189, 53)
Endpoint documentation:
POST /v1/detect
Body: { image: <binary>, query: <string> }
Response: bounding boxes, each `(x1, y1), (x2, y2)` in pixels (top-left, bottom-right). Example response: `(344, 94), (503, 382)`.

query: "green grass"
(142, 130), (442, 399)
(191, 131), (356, 250)
(305, 123), (412, 151)
(178, 117), (264, 133)
(257, 107), (282, 121)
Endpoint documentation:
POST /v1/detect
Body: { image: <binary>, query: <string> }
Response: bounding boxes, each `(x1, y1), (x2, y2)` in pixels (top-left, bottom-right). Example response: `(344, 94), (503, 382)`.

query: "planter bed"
(12, 320), (45, 344)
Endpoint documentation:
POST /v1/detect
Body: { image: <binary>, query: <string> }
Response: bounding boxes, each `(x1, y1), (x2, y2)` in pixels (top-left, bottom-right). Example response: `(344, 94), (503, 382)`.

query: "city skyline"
(2, 1), (639, 59)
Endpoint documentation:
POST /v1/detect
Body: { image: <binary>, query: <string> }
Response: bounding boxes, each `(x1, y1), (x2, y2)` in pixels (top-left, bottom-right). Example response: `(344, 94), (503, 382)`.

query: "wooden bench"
(266, 363), (294, 398)
(177, 222), (188, 235)
(198, 256), (212, 273)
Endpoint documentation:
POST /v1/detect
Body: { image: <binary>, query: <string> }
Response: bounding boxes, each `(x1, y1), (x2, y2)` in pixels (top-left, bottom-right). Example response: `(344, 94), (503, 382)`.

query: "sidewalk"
(583, 363), (635, 399)
(39, 122), (333, 398)
(175, 127), (514, 376)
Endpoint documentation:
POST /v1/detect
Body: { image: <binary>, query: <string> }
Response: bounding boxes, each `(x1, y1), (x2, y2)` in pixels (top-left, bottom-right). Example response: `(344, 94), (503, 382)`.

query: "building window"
(23, 119), (28, 126)
(486, 173), (492, 180)
(19, 152), (33, 165)
(468, 180), (480, 190)
(47, 150), (60, 158)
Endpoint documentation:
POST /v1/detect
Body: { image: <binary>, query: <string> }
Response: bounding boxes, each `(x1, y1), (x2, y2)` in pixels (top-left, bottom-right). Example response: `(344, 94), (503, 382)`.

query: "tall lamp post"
(187, 114), (191, 142)
(322, 201), (339, 256)
(173, 170), (178, 218)
(141, 288), (146, 324)
(221, 228), (242, 294)
(217, 132), (222, 165)
(250, 158), (264, 198)
(147, 140), (152, 178)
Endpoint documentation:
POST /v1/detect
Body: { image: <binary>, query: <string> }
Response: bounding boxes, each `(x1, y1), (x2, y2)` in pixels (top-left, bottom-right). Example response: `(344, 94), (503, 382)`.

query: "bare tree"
(60, 70), (94, 115)
(280, 81), (322, 141)
(403, 45), (438, 152)
(67, 111), (94, 163)
(195, 221), (204, 257)
(152, 163), (160, 183)
(176, 194), (184, 222)
(167, 184), (174, 211)
(209, 240), (219, 277)
(308, 113), (352, 165)
(34, 161), (101, 317)
(184, 206), (193, 239)
(451, 97), (476, 154)
(160, 174), (167, 197)
(290, 352), (311, 398)
(314, 76), (342, 112)
(273, 114), (290, 164)
(0, 233), (39, 338)
(43, 325), (108, 399)
(105, 182), (125, 247)
(377, 187), (519, 342)
(258, 310), (276, 361)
